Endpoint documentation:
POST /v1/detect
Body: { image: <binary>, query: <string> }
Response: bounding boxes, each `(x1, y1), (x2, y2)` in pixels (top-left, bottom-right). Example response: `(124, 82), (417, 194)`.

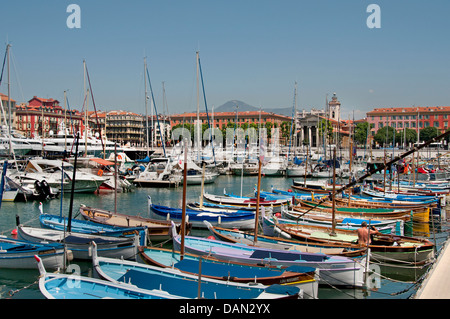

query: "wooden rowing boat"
(203, 221), (366, 258)
(79, 204), (191, 242)
(138, 246), (319, 298)
(296, 199), (430, 223)
(273, 221), (435, 265)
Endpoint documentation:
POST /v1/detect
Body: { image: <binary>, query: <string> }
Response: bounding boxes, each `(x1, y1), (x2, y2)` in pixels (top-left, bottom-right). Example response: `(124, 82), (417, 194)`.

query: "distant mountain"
(215, 100), (258, 112)
(215, 100), (293, 117)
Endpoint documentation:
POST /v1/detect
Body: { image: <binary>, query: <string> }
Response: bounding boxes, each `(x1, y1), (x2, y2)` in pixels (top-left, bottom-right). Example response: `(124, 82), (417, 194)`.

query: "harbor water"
(0, 174), (448, 299)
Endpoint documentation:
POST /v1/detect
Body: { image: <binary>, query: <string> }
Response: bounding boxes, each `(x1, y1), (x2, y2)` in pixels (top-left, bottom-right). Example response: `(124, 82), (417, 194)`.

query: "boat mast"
(64, 90), (67, 153)
(67, 133), (80, 233)
(180, 139), (188, 260)
(83, 60), (89, 157)
(144, 57), (149, 158)
(330, 147), (337, 237)
(6, 44), (11, 157)
(196, 51), (201, 162)
(253, 152), (262, 245)
(145, 61), (166, 157)
(288, 82), (297, 161)
(198, 53), (216, 165)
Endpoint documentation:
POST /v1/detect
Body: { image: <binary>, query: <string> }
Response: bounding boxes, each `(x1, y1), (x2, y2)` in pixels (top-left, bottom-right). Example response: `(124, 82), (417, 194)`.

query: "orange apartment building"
(169, 110), (291, 128)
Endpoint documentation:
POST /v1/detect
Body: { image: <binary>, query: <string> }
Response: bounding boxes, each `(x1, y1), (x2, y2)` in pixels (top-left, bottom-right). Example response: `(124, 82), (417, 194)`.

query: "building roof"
(28, 96), (60, 104)
(0, 93), (16, 102)
(170, 110), (290, 120)
(367, 106), (450, 115)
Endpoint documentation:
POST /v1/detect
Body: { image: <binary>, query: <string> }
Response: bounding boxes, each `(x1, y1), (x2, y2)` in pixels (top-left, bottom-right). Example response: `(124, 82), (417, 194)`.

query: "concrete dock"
(414, 239), (450, 299)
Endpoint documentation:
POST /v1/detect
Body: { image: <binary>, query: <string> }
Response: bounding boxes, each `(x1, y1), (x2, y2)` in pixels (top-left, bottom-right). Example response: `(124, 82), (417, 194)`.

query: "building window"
(444, 115), (448, 119)
(392, 116), (396, 120)
(419, 122), (423, 128)
(412, 122), (416, 128)
(398, 122), (402, 128)
(424, 122), (430, 127)
(379, 122), (383, 128)
(411, 115), (416, 120)
(445, 122), (448, 127)
(405, 122), (409, 128)
(405, 115), (409, 120)
(434, 121), (439, 128)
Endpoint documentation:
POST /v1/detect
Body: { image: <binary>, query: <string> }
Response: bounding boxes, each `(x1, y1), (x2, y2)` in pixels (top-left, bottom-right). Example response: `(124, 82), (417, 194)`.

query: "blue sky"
(1, 0), (449, 120)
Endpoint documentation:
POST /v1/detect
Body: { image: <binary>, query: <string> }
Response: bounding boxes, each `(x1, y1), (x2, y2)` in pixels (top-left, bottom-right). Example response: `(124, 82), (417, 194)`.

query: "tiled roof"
(367, 106), (450, 114)
(0, 93), (16, 102)
(29, 96), (60, 103)
(170, 111), (290, 119)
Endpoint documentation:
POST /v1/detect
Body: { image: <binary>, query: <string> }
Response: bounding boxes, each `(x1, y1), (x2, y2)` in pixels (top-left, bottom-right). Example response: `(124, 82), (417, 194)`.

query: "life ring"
(117, 154), (122, 160)
(97, 169), (104, 176)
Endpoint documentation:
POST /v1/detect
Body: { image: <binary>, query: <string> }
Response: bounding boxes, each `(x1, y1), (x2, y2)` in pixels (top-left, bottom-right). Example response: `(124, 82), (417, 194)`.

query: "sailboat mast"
(6, 44), (11, 157)
(83, 60), (89, 157)
(180, 139), (188, 260)
(288, 82), (297, 160)
(67, 133), (80, 233)
(253, 157), (262, 244)
(64, 90), (67, 152)
(196, 51), (201, 162)
(144, 57), (149, 157)
(330, 147), (337, 237)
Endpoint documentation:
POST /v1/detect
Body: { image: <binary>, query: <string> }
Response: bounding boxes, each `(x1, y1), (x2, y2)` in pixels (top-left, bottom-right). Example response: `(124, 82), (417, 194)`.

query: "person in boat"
(357, 221), (379, 246)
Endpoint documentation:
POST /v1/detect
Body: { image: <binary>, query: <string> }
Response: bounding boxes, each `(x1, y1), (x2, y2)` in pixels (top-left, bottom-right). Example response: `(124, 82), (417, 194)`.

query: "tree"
(319, 119), (333, 142)
(280, 121), (291, 145)
(401, 128), (418, 146)
(419, 127), (440, 142)
(354, 121), (374, 145)
(374, 126), (397, 146)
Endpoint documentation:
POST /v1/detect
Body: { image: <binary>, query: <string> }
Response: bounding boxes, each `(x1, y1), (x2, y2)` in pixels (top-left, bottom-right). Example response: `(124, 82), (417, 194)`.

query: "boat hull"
(138, 246), (318, 299)
(149, 204), (255, 229)
(17, 225), (138, 260)
(0, 238), (66, 269)
(79, 205), (183, 242)
(173, 235), (366, 288)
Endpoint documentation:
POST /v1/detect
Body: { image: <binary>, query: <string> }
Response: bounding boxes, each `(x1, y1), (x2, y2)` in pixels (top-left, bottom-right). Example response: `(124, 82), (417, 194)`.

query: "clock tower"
(328, 93), (341, 121)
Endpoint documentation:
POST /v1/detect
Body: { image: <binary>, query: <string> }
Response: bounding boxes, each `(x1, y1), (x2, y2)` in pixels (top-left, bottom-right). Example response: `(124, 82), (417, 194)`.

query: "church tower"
(328, 93), (341, 121)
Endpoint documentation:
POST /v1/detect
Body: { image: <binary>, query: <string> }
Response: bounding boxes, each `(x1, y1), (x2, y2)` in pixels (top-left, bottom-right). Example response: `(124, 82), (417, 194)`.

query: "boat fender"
(66, 250), (74, 261)
(207, 236), (215, 240)
(223, 276), (236, 281)
(274, 226), (291, 239)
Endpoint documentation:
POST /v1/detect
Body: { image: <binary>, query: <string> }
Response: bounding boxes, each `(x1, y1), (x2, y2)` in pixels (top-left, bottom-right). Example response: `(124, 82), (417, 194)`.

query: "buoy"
(207, 235), (215, 240)
(11, 229), (17, 236)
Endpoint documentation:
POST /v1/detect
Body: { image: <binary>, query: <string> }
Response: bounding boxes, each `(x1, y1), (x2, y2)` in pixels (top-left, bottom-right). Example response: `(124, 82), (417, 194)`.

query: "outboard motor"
(34, 180), (44, 197)
(41, 180), (51, 199)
